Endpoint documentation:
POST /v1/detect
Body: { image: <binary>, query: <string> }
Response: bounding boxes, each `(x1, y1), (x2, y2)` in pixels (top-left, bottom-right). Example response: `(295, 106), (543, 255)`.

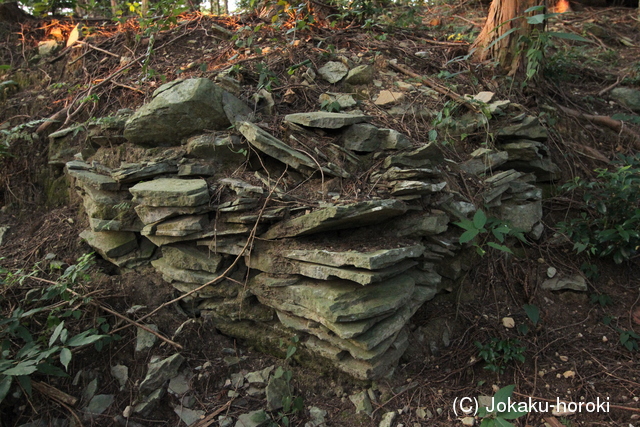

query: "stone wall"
(61, 77), (558, 380)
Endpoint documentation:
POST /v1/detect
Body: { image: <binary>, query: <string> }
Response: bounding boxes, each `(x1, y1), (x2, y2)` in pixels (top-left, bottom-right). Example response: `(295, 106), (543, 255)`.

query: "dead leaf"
(632, 307), (640, 325)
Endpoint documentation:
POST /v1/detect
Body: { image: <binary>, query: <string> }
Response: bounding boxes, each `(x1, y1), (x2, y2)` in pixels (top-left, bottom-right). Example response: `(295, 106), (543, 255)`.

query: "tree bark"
(470, 0), (542, 75)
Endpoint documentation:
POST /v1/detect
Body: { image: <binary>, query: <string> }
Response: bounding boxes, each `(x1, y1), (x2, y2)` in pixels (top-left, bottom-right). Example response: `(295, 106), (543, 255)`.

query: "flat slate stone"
(80, 229), (138, 258)
(130, 178), (209, 207)
(142, 215), (208, 237)
(251, 273), (414, 324)
(284, 112), (371, 129)
(161, 244), (222, 273)
(135, 204), (212, 224)
(139, 353), (185, 394)
(124, 78), (232, 146)
(261, 199), (407, 239)
(390, 180), (447, 196)
(371, 167), (441, 182)
(281, 244), (424, 270)
(383, 142), (444, 169)
(277, 310), (401, 363)
(67, 169), (120, 191)
(247, 249), (417, 285)
(237, 121), (318, 173)
(151, 257), (219, 284)
(111, 161), (178, 183)
(317, 61), (348, 83)
(497, 115), (548, 141)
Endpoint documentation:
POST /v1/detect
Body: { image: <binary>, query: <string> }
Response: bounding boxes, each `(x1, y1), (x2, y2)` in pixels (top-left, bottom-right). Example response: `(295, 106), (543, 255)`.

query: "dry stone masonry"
(61, 76), (558, 380)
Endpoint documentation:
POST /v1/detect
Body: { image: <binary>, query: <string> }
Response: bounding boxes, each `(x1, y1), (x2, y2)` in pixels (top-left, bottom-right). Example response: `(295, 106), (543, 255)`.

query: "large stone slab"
(284, 112), (371, 129)
(386, 211), (449, 237)
(111, 160), (178, 183)
(305, 330), (408, 380)
(248, 250), (416, 285)
(77, 186), (139, 232)
(129, 179), (209, 207)
(382, 142), (444, 169)
(124, 78), (235, 146)
(161, 244), (222, 273)
(277, 310), (401, 363)
(317, 61), (348, 83)
(281, 244), (424, 270)
(251, 273), (414, 324)
(80, 229), (138, 258)
(151, 257), (219, 284)
(67, 168), (120, 191)
(135, 204), (212, 224)
(497, 115), (547, 141)
(261, 199), (407, 239)
(186, 134), (248, 168)
(237, 121), (318, 174)
(142, 215), (208, 237)
(390, 180), (447, 196)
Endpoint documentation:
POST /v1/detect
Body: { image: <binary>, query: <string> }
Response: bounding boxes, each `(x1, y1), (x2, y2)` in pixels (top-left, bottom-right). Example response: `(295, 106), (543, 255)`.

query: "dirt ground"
(2, 2), (640, 426)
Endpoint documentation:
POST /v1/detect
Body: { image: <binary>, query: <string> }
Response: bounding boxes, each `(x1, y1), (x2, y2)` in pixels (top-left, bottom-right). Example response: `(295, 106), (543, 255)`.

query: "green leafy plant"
(269, 336), (304, 427)
(320, 99), (341, 113)
(602, 316), (639, 352)
(478, 385), (529, 427)
(518, 304), (540, 335)
(558, 154), (640, 264)
(256, 62), (279, 92)
(0, 254), (115, 404)
(456, 209), (526, 256)
(475, 338), (526, 374)
(590, 293), (612, 307)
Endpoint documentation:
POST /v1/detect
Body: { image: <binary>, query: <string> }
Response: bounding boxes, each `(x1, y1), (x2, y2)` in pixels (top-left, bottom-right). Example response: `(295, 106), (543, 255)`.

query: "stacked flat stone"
(66, 78), (560, 381)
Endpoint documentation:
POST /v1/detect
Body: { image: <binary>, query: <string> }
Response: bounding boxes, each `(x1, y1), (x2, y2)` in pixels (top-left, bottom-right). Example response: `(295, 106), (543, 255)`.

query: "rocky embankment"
(52, 72), (557, 385)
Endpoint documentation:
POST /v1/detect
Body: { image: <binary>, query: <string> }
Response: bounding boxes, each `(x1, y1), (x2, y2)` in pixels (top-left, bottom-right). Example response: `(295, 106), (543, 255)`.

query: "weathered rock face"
(68, 75), (556, 381)
(124, 78), (250, 146)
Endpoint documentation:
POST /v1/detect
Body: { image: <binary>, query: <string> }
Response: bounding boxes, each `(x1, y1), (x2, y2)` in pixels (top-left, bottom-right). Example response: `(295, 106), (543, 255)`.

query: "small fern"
(0, 119), (48, 156)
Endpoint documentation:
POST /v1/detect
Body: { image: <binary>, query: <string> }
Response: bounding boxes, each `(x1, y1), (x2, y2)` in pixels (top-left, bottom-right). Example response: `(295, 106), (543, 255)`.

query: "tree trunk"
(471, 0), (542, 75)
(0, 2), (35, 24)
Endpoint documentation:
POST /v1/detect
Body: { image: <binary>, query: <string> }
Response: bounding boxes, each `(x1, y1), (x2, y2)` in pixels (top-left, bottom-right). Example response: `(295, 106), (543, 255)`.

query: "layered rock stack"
(62, 77), (558, 380)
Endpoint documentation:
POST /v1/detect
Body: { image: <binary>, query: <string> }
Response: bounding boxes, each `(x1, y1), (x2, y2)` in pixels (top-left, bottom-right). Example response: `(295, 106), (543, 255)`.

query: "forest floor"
(2, 1), (640, 426)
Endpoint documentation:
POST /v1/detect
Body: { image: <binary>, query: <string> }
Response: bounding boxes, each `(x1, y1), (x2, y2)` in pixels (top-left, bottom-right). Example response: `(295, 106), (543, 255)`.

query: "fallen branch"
(32, 381), (78, 406)
(558, 105), (640, 149)
(388, 62), (480, 112)
(192, 400), (234, 427)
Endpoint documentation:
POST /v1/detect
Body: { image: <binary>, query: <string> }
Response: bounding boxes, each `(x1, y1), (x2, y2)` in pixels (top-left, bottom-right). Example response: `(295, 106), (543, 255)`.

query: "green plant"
(518, 303), (540, 335)
(456, 209), (526, 256)
(602, 316), (639, 352)
(268, 336), (304, 427)
(475, 338), (526, 374)
(0, 119), (47, 157)
(558, 154), (640, 264)
(256, 62), (279, 92)
(478, 385), (529, 427)
(0, 254), (114, 404)
(320, 99), (341, 113)
(590, 293), (612, 307)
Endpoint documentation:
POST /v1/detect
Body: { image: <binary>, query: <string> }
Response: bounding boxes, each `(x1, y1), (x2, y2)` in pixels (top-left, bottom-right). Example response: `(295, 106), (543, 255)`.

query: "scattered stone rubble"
(60, 74), (559, 382)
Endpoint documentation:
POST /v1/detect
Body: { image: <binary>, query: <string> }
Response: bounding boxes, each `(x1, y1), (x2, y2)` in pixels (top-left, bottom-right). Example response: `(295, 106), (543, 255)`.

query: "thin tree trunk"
(471, 0), (541, 75)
